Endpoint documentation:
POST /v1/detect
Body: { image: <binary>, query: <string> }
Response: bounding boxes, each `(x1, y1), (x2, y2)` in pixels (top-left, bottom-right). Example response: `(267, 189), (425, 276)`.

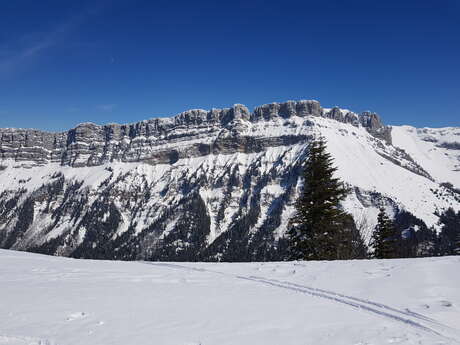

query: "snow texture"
(0, 249), (459, 345)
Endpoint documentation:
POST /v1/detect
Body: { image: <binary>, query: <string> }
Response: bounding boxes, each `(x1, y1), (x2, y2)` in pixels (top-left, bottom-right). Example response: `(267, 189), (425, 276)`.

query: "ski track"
(144, 262), (460, 344)
(251, 276), (443, 325)
(0, 335), (55, 345)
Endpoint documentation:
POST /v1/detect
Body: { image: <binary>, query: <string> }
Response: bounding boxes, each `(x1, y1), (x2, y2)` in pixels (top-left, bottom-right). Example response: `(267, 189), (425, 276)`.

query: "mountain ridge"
(0, 100), (391, 168)
(1, 99), (384, 133)
(0, 99), (458, 261)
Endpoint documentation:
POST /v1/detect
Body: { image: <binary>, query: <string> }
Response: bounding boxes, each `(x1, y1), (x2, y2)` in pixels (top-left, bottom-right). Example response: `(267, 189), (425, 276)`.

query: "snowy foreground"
(1, 250), (459, 345)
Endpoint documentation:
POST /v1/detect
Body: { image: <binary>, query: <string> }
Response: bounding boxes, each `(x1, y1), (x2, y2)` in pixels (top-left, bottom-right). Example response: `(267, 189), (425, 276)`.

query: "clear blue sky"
(0, 0), (459, 131)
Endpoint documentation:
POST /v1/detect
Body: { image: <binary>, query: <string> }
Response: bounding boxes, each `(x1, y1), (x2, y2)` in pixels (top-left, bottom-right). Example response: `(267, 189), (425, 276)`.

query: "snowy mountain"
(0, 100), (459, 260)
(1, 249), (460, 345)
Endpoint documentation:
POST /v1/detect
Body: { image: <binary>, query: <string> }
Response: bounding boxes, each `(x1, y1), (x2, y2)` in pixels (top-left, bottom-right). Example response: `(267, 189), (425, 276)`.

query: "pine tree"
(393, 210), (437, 257)
(287, 137), (364, 260)
(454, 231), (460, 256)
(335, 214), (368, 260)
(372, 207), (399, 259)
(415, 226), (438, 257)
(438, 208), (460, 256)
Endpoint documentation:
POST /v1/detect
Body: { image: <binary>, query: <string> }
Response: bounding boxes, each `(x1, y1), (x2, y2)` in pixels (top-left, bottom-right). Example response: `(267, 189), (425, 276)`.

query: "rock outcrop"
(0, 100), (390, 167)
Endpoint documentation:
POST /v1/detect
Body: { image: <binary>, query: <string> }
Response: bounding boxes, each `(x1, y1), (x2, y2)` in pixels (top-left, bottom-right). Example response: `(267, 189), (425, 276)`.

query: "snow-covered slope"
(1, 249), (459, 345)
(392, 126), (460, 188)
(0, 100), (459, 260)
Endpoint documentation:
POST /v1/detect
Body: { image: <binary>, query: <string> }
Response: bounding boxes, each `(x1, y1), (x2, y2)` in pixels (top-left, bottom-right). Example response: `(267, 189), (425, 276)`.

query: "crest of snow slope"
(391, 126), (460, 188)
(1, 249), (460, 345)
(309, 117), (460, 227)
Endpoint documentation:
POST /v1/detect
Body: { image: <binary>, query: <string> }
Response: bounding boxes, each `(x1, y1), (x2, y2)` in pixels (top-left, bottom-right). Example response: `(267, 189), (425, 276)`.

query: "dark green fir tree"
(454, 231), (460, 255)
(287, 137), (366, 260)
(371, 207), (399, 259)
(455, 231), (460, 256)
(438, 208), (460, 256)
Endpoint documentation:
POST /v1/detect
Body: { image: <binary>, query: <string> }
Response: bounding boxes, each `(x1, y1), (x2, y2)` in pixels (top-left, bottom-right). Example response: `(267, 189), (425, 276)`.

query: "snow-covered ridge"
(391, 125), (460, 188)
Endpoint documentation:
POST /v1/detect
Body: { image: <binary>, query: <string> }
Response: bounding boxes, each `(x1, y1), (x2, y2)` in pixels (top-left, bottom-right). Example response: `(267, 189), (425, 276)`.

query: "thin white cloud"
(96, 104), (117, 112)
(0, 3), (106, 77)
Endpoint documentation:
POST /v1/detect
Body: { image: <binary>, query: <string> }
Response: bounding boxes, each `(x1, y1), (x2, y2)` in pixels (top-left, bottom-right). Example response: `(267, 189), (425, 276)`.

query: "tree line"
(287, 138), (460, 260)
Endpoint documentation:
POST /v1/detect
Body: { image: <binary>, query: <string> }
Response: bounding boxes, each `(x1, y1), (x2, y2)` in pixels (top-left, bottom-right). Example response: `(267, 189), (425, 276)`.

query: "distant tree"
(335, 214), (368, 260)
(415, 226), (438, 257)
(287, 137), (365, 260)
(371, 207), (399, 259)
(454, 231), (460, 256)
(438, 208), (460, 256)
(393, 210), (437, 258)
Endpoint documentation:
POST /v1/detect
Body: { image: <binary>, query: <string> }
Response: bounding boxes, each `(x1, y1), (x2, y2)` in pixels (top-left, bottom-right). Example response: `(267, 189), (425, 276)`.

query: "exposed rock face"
(359, 111), (392, 144)
(0, 100), (390, 167)
(0, 100), (458, 261)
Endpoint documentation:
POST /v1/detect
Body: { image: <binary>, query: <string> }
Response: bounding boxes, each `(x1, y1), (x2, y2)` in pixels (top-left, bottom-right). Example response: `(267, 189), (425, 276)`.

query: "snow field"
(1, 250), (459, 345)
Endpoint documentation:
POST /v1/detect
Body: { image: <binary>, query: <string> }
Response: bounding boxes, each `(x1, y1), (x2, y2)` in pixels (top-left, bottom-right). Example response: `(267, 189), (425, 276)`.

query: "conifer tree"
(287, 137), (364, 260)
(335, 214), (368, 260)
(415, 226), (438, 257)
(371, 207), (399, 259)
(438, 208), (460, 255)
(454, 231), (460, 256)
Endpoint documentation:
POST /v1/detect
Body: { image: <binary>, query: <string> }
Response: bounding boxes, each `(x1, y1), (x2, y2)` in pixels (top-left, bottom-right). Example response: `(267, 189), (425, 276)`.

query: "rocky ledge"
(0, 100), (390, 167)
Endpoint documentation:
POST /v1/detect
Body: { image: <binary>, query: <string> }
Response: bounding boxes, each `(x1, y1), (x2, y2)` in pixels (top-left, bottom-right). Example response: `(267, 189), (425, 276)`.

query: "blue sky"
(0, 0), (459, 131)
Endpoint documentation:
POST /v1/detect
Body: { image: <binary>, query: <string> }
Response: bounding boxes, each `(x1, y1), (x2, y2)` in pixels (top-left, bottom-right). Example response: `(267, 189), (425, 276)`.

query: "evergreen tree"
(335, 214), (368, 260)
(371, 207), (399, 259)
(438, 208), (460, 255)
(455, 231), (460, 256)
(287, 137), (364, 260)
(415, 226), (438, 257)
(393, 211), (437, 257)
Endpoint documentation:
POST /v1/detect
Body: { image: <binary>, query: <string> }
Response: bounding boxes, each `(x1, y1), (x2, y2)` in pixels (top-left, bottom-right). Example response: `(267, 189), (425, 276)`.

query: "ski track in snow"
(249, 276), (443, 324)
(144, 262), (460, 344)
(0, 335), (54, 345)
